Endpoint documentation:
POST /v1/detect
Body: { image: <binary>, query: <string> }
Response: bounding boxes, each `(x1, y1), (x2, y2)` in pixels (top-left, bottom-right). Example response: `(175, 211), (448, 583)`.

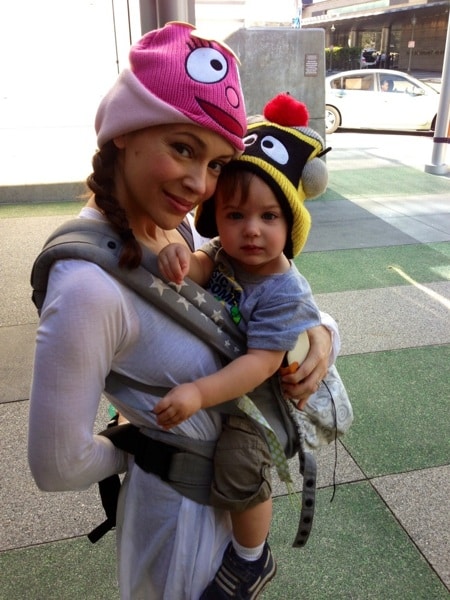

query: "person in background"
(381, 78), (393, 92)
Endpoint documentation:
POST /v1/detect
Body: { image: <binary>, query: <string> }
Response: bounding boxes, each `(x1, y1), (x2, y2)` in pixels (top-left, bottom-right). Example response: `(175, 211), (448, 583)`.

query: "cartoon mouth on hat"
(196, 98), (245, 138)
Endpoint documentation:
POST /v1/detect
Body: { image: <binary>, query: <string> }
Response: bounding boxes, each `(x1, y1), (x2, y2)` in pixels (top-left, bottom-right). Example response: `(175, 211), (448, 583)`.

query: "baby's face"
(215, 176), (289, 275)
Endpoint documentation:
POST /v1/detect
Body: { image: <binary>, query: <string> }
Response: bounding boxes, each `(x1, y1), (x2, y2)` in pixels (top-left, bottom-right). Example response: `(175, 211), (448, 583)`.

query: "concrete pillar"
(226, 28), (326, 140)
(348, 30), (357, 49)
(139, 0), (195, 34)
(139, 0), (158, 33)
(155, 0), (195, 27)
(380, 27), (390, 55)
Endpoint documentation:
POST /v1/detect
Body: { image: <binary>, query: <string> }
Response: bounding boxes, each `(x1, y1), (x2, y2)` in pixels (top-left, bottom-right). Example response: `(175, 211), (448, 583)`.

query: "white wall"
(0, 0), (141, 186)
(0, 0), (299, 188)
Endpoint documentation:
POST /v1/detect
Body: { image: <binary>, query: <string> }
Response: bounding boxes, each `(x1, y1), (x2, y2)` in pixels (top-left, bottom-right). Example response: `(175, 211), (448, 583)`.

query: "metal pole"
(329, 24), (335, 72)
(425, 14), (450, 175)
(407, 16), (416, 73)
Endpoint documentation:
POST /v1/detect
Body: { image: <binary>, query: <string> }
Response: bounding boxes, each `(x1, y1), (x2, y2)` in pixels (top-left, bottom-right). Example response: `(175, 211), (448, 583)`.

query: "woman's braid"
(86, 141), (142, 268)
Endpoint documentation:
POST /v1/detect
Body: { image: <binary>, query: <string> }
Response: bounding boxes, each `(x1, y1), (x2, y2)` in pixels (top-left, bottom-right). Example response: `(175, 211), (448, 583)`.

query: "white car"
(325, 69), (440, 135)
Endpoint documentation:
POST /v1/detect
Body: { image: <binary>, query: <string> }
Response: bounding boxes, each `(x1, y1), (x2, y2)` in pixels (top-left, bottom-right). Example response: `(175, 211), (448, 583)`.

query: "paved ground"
(0, 131), (449, 599)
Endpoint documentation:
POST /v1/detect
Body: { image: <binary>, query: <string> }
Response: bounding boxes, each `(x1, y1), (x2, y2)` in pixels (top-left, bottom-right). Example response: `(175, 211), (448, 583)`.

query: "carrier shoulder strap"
(31, 218), (246, 362)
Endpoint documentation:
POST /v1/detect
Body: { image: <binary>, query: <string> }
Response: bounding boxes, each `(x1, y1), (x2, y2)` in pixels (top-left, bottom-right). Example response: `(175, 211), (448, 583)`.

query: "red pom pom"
(263, 93), (309, 127)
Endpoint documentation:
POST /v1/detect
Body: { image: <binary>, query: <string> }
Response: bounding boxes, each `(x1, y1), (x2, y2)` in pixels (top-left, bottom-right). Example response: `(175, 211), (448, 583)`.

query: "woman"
(28, 22), (339, 599)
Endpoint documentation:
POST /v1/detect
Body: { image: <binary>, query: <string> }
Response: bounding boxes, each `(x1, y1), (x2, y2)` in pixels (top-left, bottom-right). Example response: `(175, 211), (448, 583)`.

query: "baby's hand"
(158, 243), (191, 285)
(153, 383), (203, 429)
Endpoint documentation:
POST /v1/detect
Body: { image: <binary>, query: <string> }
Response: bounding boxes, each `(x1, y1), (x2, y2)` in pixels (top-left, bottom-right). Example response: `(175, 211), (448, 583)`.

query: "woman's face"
(113, 123), (235, 232)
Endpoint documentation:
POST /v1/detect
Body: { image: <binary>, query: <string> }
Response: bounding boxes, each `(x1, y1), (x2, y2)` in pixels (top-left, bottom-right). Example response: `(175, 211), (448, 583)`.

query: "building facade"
(197, 0), (448, 72)
(301, 0), (448, 72)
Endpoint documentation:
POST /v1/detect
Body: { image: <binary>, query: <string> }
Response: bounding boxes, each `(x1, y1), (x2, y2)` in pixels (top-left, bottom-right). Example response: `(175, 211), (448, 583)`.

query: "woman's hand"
(281, 325), (331, 409)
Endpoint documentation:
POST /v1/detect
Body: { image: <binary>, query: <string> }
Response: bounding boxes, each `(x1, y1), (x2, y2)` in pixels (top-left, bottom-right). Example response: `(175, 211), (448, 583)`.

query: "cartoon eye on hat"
(237, 93), (331, 257)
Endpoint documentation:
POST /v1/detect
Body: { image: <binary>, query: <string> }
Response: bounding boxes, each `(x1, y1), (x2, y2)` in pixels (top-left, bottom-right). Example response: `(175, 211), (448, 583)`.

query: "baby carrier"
(31, 218), (353, 548)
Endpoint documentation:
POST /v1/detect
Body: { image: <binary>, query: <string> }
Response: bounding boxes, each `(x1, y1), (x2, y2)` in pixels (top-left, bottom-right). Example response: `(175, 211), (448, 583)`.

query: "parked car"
(325, 69), (440, 135)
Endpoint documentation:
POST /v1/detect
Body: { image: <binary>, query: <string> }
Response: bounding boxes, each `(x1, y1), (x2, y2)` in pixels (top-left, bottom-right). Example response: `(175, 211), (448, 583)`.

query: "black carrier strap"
(88, 422), (216, 543)
(31, 218), (317, 547)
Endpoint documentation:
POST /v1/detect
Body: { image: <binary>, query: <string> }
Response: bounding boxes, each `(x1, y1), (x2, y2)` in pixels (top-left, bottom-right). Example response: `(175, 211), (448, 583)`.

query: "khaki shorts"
(210, 414), (272, 512)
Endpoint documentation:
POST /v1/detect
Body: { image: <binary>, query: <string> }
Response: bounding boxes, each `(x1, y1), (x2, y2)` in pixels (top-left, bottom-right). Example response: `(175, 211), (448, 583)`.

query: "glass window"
(343, 74), (374, 91)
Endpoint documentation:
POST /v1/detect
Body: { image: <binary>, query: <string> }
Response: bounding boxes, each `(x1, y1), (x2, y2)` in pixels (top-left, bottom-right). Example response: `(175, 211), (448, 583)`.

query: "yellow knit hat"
(196, 93), (330, 257)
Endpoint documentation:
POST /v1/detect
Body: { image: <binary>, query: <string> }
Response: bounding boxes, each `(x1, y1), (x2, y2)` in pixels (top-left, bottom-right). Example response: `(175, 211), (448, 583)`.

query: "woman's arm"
(28, 262), (128, 491)
(319, 310), (341, 363)
(280, 316), (339, 410)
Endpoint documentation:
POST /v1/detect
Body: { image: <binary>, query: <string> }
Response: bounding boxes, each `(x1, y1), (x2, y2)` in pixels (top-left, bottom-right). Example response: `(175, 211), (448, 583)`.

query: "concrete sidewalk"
(0, 132), (449, 599)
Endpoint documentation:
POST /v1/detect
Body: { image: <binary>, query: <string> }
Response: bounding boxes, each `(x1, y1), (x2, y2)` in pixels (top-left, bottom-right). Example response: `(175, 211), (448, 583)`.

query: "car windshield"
(388, 77), (412, 93)
(420, 80), (440, 93)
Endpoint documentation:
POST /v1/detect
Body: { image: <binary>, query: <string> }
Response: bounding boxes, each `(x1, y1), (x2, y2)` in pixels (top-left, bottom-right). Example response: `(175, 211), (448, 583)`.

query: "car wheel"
(325, 105), (340, 134)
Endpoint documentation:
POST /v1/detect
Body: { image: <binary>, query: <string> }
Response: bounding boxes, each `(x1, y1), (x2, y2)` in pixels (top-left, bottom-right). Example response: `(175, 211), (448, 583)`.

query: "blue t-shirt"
(200, 238), (321, 352)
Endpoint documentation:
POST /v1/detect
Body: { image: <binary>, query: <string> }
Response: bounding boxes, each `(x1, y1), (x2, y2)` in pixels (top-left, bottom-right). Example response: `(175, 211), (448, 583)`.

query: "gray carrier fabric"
(31, 218), (317, 547)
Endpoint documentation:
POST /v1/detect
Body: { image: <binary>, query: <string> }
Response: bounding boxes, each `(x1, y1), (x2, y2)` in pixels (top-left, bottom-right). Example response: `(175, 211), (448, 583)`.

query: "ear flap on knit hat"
(95, 22), (247, 151)
(244, 93), (330, 257)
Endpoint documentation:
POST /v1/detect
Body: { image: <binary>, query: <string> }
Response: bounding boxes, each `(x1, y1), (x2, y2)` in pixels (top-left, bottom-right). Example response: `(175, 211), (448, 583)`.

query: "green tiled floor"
(0, 536), (119, 600)
(0, 201), (82, 218)
(266, 484), (449, 600)
(296, 243), (450, 293)
(3, 483), (448, 600)
(324, 165), (450, 199)
(337, 346), (450, 477)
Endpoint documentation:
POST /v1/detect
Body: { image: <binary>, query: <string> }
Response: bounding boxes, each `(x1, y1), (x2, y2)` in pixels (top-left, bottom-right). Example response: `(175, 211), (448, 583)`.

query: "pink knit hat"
(95, 22), (246, 151)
